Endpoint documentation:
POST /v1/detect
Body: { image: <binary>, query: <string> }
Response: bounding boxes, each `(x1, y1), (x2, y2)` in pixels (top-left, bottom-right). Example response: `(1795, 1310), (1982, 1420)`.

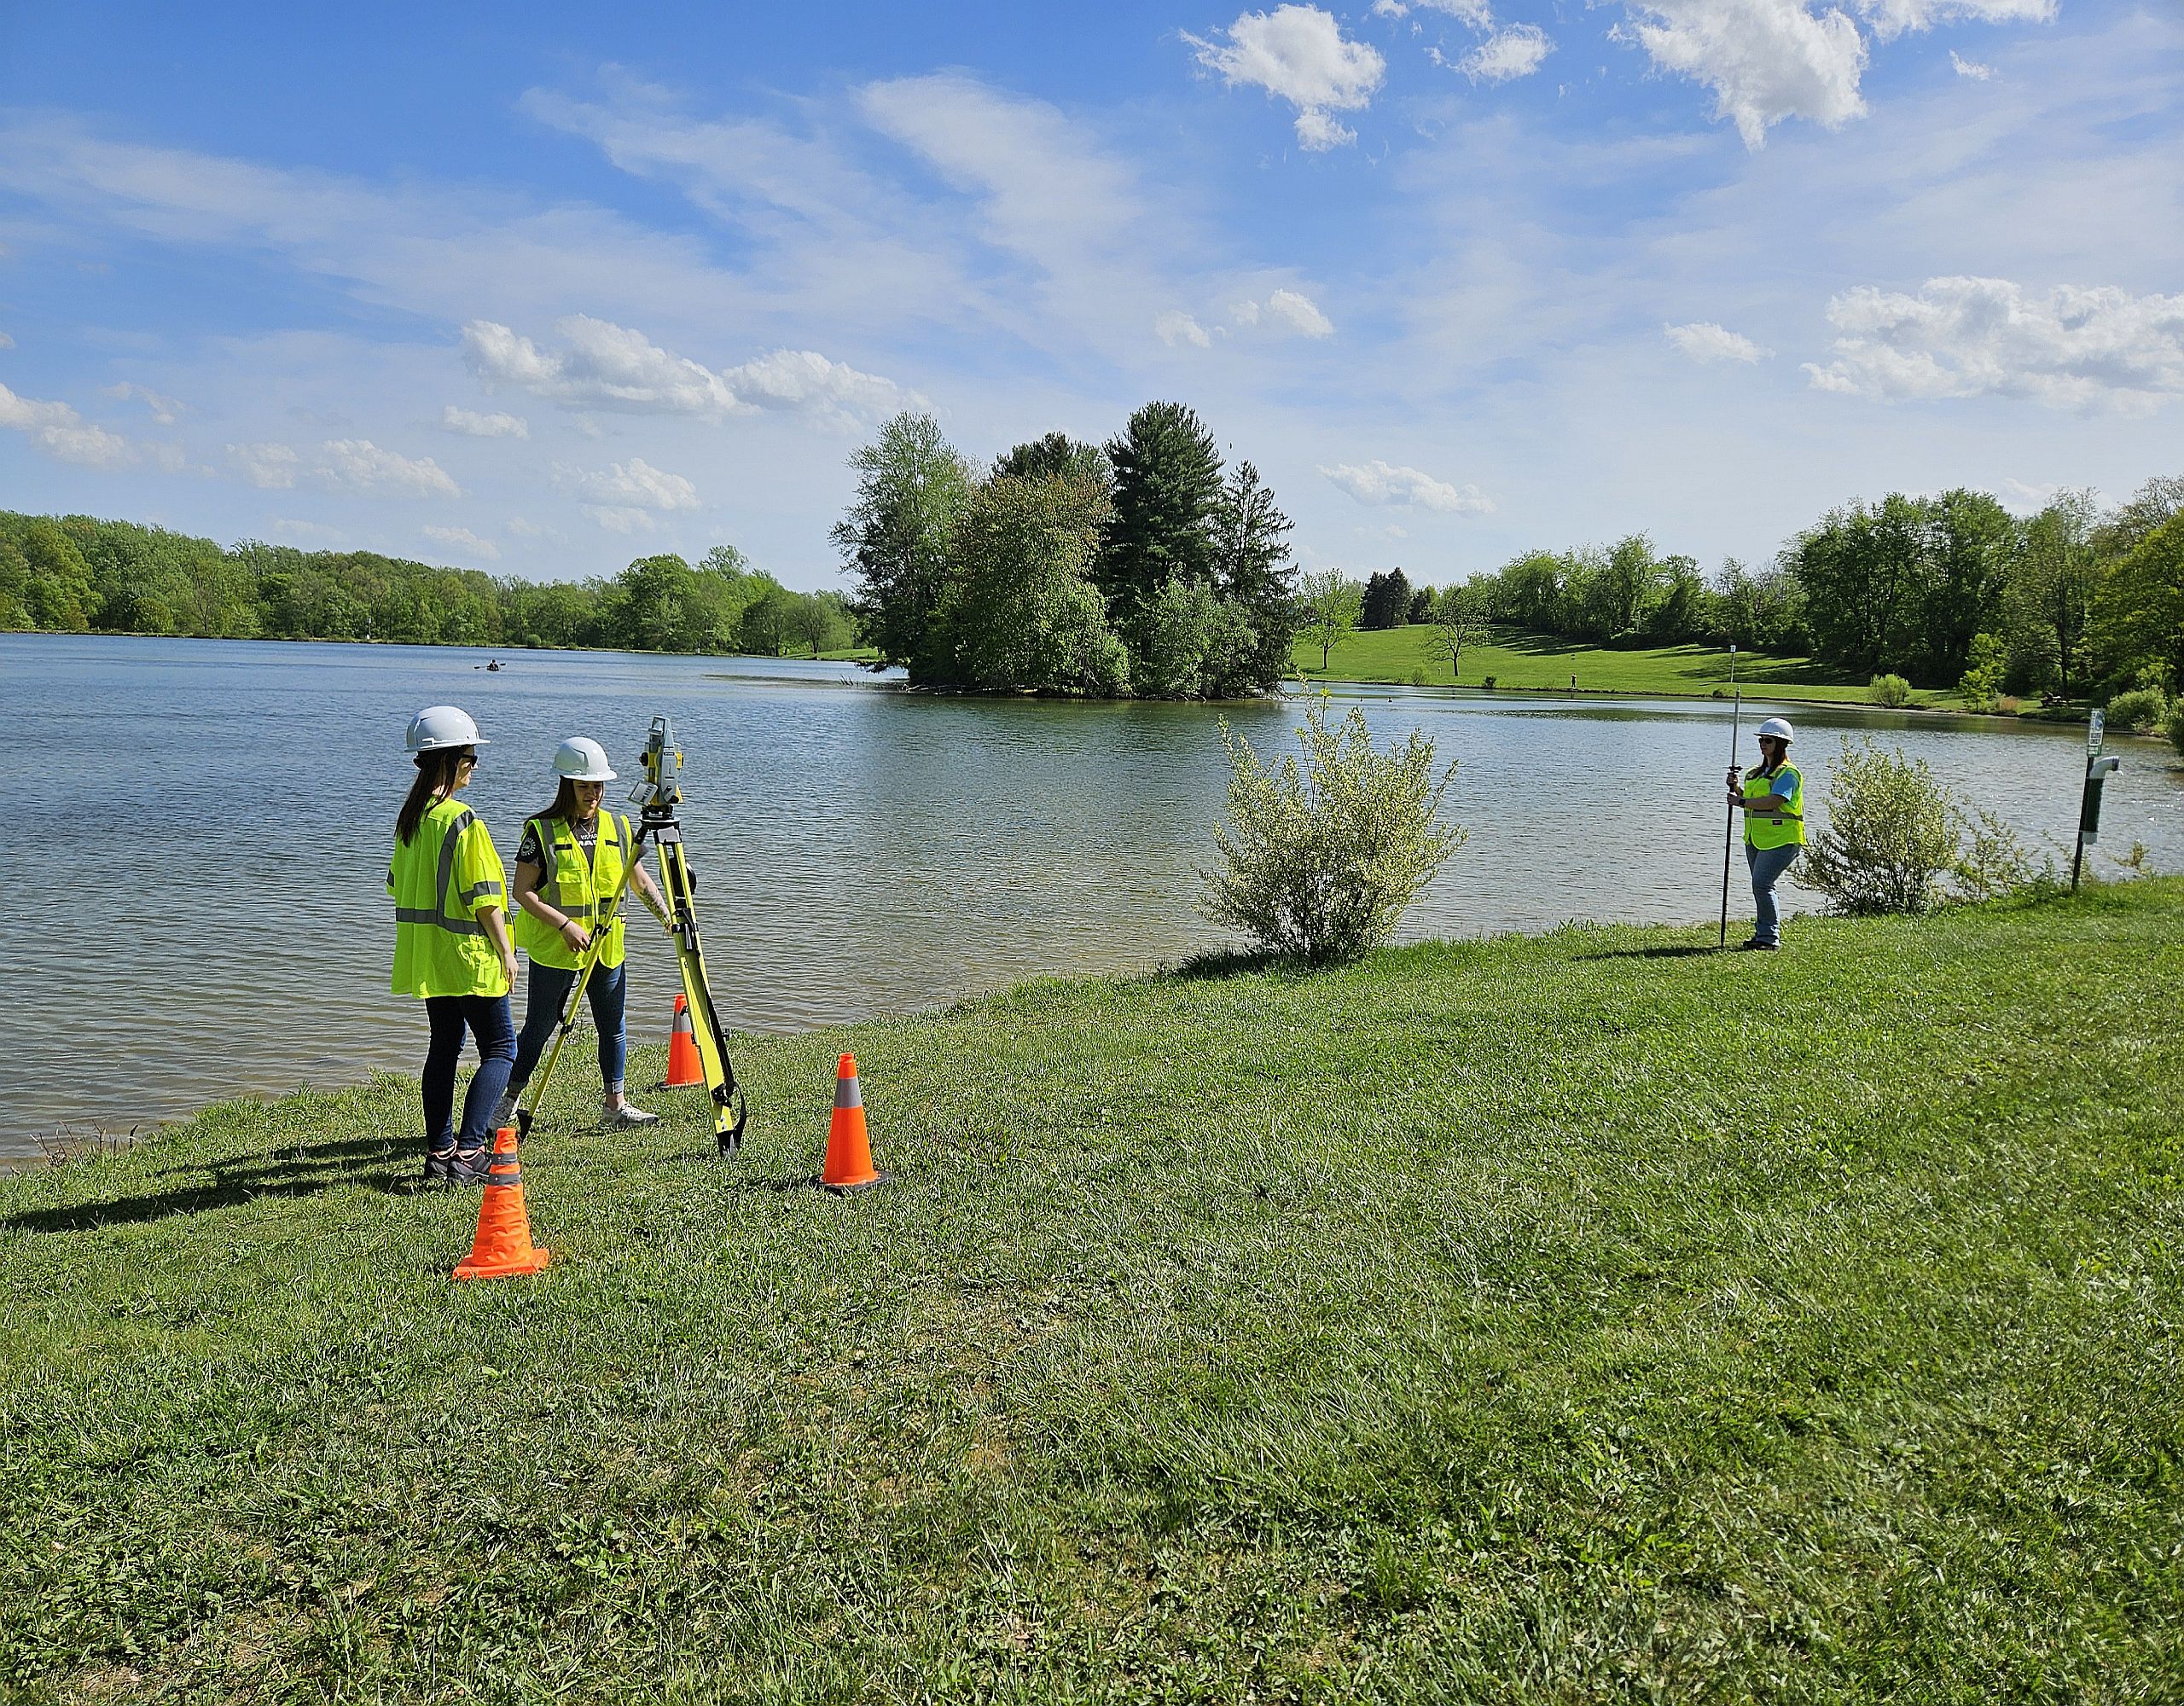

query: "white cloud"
(1188, 6), (1386, 152)
(1321, 459), (1496, 513)
(1232, 287), (1336, 338)
(227, 438), (459, 496)
(319, 438), (462, 497)
(1855, 0), (2053, 42)
(1949, 50), (1994, 78)
(1801, 277), (2184, 411)
(1461, 26), (1554, 83)
(506, 515), (550, 538)
(558, 456), (701, 511)
(1374, 0), (1496, 21)
(1157, 310), (1213, 348)
(1998, 477), (2061, 513)
(718, 347), (916, 429)
(421, 525), (501, 561)
(0, 331), (14, 349)
(440, 403), (529, 438)
(100, 380), (183, 425)
(1665, 320), (1772, 363)
(584, 504), (659, 535)
(0, 382), (133, 467)
(1618, 0), (1868, 148)
(462, 315), (910, 427)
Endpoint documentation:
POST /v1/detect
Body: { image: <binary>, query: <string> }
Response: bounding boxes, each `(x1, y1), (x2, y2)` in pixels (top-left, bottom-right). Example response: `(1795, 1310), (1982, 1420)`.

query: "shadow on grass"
(6, 1134), (414, 1233)
(1164, 945), (1304, 982)
(1571, 945), (1725, 961)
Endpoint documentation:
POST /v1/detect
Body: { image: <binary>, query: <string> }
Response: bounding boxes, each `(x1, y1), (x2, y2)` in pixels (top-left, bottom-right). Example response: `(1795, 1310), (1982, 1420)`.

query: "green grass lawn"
(1294, 627), (1926, 705)
(3, 885), (2180, 1701)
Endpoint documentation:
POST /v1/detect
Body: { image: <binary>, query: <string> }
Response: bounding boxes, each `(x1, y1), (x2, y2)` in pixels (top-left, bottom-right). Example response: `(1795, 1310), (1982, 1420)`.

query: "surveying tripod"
(514, 716), (749, 1156)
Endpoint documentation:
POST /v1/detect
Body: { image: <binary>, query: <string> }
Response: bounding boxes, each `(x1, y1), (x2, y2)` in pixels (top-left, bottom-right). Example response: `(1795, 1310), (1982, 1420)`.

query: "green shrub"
(1201, 699), (1464, 963)
(2104, 686), (2168, 735)
(1408, 669), (1428, 688)
(1869, 673), (1913, 709)
(1801, 738), (2052, 914)
(2170, 712), (2184, 757)
(1957, 633), (2006, 713)
(1482, 675), (1496, 690)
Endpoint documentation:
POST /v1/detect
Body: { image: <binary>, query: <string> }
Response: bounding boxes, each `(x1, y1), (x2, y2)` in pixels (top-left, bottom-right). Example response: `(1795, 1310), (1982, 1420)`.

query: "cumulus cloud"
(421, 525), (501, 561)
(440, 403), (529, 438)
(557, 456), (701, 511)
(1461, 26), (1554, 82)
(462, 315), (910, 428)
(1374, 0), (1495, 20)
(1618, 0), (1867, 148)
(1188, 5), (1386, 152)
(227, 438), (460, 496)
(584, 505), (659, 535)
(1665, 320), (1773, 363)
(1949, 49), (1993, 78)
(1156, 310), (1213, 348)
(1321, 460), (1495, 514)
(1800, 277), (2184, 411)
(100, 380), (183, 425)
(1233, 287), (1336, 338)
(1855, 0), (2053, 41)
(0, 382), (132, 467)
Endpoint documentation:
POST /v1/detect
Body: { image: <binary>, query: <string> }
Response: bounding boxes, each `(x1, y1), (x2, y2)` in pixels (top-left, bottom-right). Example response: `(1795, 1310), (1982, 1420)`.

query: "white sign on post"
(2088, 708), (2105, 757)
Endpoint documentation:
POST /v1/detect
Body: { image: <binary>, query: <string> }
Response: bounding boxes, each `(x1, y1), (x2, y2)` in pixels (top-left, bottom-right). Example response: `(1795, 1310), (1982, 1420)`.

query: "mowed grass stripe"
(1, 884), (2179, 1701)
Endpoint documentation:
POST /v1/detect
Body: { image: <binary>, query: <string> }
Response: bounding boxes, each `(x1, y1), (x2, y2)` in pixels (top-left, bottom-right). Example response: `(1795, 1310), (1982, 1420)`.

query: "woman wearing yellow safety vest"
(388, 705), (517, 1185)
(496, 736), (673, 1129)
(1726, 716), (1805, 951)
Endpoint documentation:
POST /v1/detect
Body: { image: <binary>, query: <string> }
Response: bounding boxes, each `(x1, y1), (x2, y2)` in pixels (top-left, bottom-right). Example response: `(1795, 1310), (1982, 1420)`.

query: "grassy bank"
(3, 885), (2180, 1702)
(1292, 628), (1918, 705)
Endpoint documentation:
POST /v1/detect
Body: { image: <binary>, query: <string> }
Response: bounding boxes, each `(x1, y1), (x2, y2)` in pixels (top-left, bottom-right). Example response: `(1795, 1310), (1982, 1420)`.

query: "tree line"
(0, 511), (856, 657)
(833, 405), (1298, 699)
(1322, 473), (2184, 703)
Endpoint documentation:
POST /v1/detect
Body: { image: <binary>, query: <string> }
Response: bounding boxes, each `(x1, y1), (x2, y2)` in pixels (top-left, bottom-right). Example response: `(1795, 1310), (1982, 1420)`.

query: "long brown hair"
(531, 778), (587, 828)
(397, 748), (471, 844)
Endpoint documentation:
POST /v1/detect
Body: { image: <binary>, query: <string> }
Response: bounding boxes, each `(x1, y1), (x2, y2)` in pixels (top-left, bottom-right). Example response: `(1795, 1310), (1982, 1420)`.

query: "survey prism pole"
(1718, 647), (1741, 948)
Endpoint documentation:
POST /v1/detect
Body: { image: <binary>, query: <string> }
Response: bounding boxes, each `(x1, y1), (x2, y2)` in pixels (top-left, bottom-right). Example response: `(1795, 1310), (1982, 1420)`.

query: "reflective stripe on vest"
(393, 808), (497, 937)
(531, 812), (623, 915)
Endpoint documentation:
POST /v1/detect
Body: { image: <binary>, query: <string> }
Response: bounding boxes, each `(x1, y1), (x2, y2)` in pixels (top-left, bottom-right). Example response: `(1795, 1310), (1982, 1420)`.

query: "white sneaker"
(601, 1102), (661, 1128)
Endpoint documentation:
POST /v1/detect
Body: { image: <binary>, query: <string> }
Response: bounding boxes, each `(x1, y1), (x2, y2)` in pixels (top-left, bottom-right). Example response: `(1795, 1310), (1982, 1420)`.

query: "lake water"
(5, 633), (2179, 1160)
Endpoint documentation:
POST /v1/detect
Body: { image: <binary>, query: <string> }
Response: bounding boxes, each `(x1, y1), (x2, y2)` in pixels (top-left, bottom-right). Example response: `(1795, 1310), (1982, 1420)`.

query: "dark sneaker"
(1737, 938), (1780, 952)
(423, 1146), (458, 1186)
(450, 1146), (494, 1185)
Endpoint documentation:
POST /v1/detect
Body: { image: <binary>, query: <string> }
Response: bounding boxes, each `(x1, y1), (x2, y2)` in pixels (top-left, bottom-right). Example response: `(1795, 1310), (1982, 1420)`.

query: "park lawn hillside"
(3, 884), (2180, 1701)
(1294, 625), (1927, 705)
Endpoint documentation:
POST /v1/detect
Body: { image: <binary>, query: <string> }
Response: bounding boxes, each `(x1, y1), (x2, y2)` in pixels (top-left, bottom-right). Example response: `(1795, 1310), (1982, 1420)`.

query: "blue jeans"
(508, 959), (628, 1097)
(1746, 842), (1802, 946)
(423, 993), (514, 1154)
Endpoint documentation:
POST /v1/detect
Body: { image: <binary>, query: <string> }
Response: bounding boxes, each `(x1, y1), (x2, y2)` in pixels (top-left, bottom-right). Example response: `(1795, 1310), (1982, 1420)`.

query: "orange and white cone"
(659, 993), (702, 1088)
(818, 1053), (884, 1192)
(453, 1128), (550, 1280)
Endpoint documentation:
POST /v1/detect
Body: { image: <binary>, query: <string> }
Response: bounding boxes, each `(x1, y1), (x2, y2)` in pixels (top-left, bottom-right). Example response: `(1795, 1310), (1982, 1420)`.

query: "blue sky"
(1, 0), (2178, 590)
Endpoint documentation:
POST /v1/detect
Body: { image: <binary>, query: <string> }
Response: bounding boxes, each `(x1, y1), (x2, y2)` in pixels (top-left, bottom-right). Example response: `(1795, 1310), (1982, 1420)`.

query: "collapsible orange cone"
(660, 994), (702, 1088)
(818, 1053), (884, 1192)
(453, 1128), (550, 1280)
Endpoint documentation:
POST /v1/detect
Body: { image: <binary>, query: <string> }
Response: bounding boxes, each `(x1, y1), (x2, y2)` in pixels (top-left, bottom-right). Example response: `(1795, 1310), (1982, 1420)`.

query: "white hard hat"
(1757, 717), (1795, 743)
(406, 705), (486, 753)
(553, 736), (618, 782)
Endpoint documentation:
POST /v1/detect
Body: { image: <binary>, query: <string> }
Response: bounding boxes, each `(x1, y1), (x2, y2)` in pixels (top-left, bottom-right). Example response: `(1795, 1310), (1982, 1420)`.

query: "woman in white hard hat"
(388, 705), (518, 1184)
(497, 736), (673, 1129)
(1726, 716), (1806, 950)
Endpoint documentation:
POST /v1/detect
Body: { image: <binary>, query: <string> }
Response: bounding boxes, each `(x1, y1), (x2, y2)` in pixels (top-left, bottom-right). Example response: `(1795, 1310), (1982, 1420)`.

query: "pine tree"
(1097, 402), (1224, 617)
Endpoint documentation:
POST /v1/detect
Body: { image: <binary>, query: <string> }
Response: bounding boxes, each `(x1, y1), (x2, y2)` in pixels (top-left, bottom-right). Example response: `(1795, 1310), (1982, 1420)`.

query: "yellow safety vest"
(514, 812), (632, 971)
(388, 797), (509, 999)
(1743, 763), (1806, 850)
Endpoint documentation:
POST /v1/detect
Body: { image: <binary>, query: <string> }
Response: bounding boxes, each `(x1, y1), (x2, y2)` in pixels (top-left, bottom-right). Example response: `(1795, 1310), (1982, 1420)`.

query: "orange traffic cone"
(660, 994), (702, 1088)
(818, 1053), (884, 1192)
(453, 1128), (550, 1280)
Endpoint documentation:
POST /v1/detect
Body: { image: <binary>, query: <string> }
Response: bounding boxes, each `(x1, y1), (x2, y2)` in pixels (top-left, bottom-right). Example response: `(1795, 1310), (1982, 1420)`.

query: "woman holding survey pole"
(389, 705), (516, 1186)
(1727, 717), (1805, 951)
(497, 736), (673, 1129)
